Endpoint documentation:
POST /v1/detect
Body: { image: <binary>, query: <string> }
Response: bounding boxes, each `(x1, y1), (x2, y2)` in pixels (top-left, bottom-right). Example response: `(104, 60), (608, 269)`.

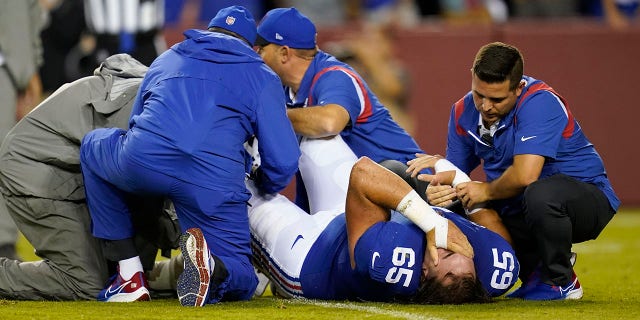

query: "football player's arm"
(408, 156), (475, 209)
(345, 159), (393, 269)
(408, 158), (512, 243)
(286, 104), (350, 138)
(406, 154), (456, 206)
(346, 157), (473, 269)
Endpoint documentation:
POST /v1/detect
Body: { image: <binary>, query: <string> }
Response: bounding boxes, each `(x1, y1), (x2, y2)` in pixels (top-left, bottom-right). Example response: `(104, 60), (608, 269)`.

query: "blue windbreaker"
(125, 29), (300, 193)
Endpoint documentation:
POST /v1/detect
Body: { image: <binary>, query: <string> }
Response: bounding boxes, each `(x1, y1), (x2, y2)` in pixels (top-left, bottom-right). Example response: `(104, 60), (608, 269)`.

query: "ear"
(515, 80), (525, 96)
(279, 46), (291, 63)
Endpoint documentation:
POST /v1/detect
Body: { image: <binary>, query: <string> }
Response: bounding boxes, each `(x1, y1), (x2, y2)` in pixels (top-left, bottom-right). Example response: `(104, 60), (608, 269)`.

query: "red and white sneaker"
(522, 271), (583, 300)
(506, 252), (578, 299)
(98, 271), (150, 302)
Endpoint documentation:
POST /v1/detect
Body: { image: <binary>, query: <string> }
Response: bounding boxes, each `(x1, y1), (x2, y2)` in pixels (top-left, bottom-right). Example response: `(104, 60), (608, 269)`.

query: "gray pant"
(0, 196), (107, 300)
(0, 68), (19, 248)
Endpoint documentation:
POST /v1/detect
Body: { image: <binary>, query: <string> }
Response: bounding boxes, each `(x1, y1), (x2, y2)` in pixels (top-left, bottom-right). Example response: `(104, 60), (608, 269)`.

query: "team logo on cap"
(226, 16), (236, 25)
(275, 33), (283, 40)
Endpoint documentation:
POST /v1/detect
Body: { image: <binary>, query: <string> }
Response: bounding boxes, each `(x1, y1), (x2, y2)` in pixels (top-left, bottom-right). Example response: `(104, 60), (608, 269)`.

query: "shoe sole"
(565, 287), (583, 300)
(177, 228), (211, 307)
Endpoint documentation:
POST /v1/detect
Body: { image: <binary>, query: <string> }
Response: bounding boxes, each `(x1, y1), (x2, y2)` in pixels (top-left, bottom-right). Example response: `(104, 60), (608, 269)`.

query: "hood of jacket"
(94, 53), (149, 79)
(91, 54), (147, 113)
(171, 29), (263, 65)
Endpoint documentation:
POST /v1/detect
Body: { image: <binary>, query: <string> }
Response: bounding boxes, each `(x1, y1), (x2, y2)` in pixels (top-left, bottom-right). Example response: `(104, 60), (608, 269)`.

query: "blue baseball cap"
(255, 7), (317, 49)
(208, 5), (257, 45)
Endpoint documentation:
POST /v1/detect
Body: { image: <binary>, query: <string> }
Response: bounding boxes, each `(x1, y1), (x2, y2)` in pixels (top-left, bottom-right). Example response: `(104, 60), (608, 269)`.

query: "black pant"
(502, 174), (615, 286)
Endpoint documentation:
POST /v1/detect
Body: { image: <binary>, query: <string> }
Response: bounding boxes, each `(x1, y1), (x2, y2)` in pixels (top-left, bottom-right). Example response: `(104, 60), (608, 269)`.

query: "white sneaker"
(253, 268), (270, 297)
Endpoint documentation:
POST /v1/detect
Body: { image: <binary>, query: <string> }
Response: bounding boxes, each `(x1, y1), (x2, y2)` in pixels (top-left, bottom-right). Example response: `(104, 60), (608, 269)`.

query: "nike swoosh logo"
(371, 252), (381, 268)
(560, 277), (578, 295)
(291, 234), (304, 250)
(105, 279), (132, 297)
(521, 135), (537, 142)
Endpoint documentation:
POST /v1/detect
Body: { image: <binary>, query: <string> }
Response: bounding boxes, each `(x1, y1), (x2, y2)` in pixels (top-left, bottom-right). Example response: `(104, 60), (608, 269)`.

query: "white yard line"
(288, 299), (445, 320)
(573, 242), (623, 253)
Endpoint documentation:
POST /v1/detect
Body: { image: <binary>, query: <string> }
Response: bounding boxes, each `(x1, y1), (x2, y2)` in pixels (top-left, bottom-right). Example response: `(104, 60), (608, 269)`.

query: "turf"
(5, 209), (640, 320)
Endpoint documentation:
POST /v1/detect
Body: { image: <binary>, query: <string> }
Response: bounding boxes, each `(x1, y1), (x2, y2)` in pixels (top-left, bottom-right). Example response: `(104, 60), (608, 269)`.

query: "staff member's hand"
(406, 153), (441, 177)
(456, 181), (490, 208)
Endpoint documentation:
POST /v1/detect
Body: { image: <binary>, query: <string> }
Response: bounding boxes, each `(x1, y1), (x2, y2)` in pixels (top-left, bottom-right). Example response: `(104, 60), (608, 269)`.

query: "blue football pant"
(80, 127), (257, 302)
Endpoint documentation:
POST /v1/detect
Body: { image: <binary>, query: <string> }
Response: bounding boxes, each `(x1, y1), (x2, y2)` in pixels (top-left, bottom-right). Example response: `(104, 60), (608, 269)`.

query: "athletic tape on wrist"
(396, 190), (449, 249)
(434, 159), (471, 187)
(435, 159), (487, 215)
(433, 215), (448, 249)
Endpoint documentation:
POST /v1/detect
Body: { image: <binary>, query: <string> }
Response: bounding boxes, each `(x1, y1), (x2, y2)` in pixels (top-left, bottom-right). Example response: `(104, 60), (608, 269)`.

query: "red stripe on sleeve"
(515, 82), (575, 139)
(454, 97), (467, 136)
(308, 66), (373, 123)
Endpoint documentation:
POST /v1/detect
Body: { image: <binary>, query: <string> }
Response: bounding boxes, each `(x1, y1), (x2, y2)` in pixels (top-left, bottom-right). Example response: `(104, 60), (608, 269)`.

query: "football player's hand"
(424, 176), (457, 207)
(426, 220), (473, 265)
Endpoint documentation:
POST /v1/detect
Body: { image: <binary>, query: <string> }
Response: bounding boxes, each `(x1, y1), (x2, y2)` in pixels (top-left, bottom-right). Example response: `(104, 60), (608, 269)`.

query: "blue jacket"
(126, 29), (300, 193)
(446, 75), (619, 214)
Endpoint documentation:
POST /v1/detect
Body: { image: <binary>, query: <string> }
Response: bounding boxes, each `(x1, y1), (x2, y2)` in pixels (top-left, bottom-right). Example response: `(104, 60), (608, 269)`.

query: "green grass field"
(4, 209), (640, 320)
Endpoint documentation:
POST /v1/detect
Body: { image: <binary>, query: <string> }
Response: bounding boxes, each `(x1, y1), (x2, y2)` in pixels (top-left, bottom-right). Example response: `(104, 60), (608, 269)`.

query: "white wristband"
(434, 159), (471, 187)
(396, 190), (449, 249)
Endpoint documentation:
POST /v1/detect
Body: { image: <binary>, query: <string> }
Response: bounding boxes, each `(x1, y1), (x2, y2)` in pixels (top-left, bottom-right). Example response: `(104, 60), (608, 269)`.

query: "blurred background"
(31, 0), (640, 206)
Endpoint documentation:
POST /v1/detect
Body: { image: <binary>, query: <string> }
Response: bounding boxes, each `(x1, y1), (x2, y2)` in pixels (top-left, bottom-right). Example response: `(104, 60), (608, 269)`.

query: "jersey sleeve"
(446, 95), (481, 174)
(311, 69), (367, 133)
(438, 208), (520, 297)
(253, 74), (301, 194)
(353, 221), (425, 296)
(513, 91), (568, 158)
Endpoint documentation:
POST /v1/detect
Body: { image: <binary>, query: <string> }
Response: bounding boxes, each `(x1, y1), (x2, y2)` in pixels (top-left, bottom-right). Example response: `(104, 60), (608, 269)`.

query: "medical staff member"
(426, 42), (619, 301)
(254, 7), (426, 208)
(80, 6), (300, 306)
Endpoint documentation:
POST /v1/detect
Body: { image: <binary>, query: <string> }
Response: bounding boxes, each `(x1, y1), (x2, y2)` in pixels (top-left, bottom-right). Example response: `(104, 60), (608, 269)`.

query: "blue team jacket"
(125, 29), (300, 193)
(446, 75), (620, 214)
